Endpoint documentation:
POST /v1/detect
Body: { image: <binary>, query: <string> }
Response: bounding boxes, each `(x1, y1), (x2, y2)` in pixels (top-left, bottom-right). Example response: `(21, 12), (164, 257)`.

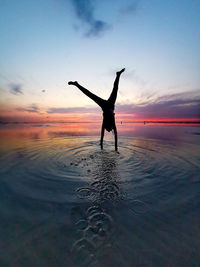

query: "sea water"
(0, 123), (199, 266)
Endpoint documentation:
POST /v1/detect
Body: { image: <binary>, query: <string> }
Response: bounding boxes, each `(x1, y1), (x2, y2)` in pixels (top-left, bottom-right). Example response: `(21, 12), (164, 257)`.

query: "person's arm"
(113, 123), (118, 151)
(100, 121), (105, 149)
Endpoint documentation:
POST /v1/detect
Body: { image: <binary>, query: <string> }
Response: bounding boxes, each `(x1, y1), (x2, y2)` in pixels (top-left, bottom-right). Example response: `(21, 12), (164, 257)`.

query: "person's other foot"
(117, 68), (125, 75)
(68, 81), (78, 85)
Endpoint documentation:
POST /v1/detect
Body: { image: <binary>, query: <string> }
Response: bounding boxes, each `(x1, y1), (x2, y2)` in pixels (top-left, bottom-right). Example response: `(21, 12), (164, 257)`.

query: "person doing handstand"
(68, 68), (125, 151)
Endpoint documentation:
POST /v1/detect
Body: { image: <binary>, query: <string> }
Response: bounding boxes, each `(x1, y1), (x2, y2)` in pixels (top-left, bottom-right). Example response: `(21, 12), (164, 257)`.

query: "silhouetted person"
(68, 68), (125, 151)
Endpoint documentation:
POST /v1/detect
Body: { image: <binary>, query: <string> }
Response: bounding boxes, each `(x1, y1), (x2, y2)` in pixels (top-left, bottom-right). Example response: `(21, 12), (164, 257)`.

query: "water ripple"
(0, 134), (200, 266)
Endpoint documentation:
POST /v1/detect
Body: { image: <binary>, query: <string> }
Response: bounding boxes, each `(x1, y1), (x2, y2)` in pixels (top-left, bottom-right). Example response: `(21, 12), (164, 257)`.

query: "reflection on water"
(71, 150), (148, 267)
(0, 123), (200, 266)
(71, 151), (122, 266)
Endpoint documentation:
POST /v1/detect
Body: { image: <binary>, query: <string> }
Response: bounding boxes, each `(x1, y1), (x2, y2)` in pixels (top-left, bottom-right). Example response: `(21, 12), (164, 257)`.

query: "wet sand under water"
(0, 124), (200, 266)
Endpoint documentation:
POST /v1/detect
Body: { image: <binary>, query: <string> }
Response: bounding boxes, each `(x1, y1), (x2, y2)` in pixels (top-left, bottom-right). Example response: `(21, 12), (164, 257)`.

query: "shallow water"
(0, 123), (200, 266)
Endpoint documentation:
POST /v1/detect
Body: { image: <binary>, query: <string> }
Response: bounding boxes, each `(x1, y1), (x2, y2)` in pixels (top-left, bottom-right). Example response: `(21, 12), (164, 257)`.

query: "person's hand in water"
(68, 81), (78, 86)
(117, 68), (125, 76)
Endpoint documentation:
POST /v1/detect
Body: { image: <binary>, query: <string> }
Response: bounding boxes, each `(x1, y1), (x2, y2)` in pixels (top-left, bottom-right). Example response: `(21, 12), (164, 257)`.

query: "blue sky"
(0, 0), (200, 121)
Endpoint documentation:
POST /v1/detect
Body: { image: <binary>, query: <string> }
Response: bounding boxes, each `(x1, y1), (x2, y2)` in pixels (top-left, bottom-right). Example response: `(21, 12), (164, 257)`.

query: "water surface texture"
(0, 123), (200, 266)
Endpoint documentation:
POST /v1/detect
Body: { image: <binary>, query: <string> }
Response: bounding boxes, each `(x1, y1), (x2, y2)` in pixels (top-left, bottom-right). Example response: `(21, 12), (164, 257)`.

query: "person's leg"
(68, 81), (105, 108)
(107, 68), (125, 106)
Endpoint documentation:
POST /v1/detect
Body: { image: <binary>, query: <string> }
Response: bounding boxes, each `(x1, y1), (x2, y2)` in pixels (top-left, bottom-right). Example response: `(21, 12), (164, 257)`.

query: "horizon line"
(0, 120), (200, 124)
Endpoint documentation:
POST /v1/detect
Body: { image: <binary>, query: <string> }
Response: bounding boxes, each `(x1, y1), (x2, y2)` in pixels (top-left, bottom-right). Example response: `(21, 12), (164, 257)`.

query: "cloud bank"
(47, 91), (200, 119)
(117, 91), (200, 119)
(12, 91), (199, 122)
(116, 99), (200, 119)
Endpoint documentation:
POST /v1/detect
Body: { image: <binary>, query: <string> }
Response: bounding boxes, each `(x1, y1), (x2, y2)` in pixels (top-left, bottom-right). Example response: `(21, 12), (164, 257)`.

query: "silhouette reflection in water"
(71, 151), (123, 266)
(68, 68), (125, 151)
(70, 149), (147, 266)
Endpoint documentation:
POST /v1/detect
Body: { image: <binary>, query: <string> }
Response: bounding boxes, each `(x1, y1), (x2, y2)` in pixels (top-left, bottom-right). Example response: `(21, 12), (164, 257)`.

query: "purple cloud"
(17, 104), (40, 113)
(71, 0), (110, 37)
(9, 83), (23, 95)
(120, 0), (139, 15)
(47, 106), (99, 114)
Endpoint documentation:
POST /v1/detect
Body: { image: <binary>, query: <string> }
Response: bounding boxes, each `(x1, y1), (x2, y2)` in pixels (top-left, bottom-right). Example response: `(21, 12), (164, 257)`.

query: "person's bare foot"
(68, 81), (78, 86)
(117, 68), (125, 75)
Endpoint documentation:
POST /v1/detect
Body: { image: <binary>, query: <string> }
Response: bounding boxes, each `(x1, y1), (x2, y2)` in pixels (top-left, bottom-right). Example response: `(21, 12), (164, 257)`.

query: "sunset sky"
(0, 0), (200, 122)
